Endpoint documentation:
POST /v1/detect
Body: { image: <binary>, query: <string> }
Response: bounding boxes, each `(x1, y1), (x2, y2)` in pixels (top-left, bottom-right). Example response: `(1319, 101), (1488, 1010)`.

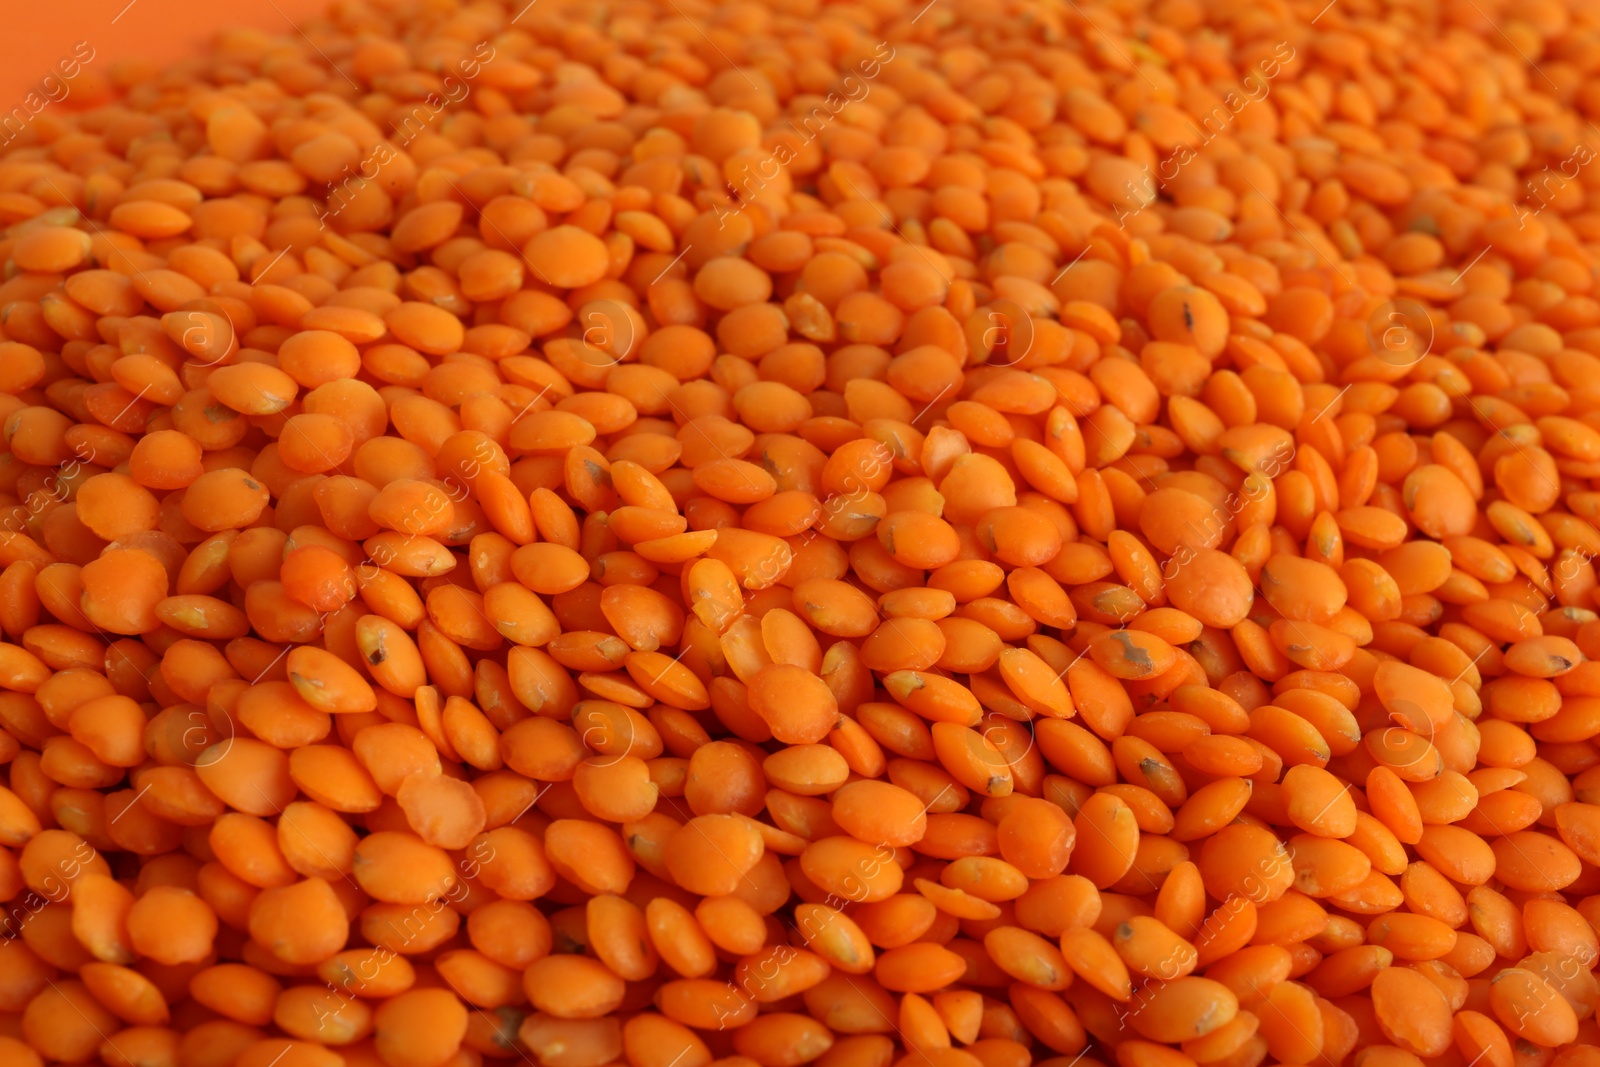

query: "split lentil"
(4, 0), (1600, 1066)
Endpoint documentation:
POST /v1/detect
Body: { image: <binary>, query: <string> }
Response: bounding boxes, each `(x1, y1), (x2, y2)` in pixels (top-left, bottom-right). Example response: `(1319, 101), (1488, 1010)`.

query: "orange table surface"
(0, 0), (333, 116)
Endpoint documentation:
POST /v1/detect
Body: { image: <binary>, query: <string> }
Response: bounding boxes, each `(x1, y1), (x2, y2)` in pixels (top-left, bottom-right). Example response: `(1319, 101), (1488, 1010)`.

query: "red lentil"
(1, 2), (1600, 1067)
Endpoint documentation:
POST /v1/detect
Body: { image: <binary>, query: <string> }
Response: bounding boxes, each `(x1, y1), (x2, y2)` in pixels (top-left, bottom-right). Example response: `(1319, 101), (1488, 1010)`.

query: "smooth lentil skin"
(2, 3), (1600, 1067)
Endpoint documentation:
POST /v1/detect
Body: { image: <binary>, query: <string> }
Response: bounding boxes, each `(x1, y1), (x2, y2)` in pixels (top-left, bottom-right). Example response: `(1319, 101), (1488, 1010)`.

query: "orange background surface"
(0, 0), (333, 112)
